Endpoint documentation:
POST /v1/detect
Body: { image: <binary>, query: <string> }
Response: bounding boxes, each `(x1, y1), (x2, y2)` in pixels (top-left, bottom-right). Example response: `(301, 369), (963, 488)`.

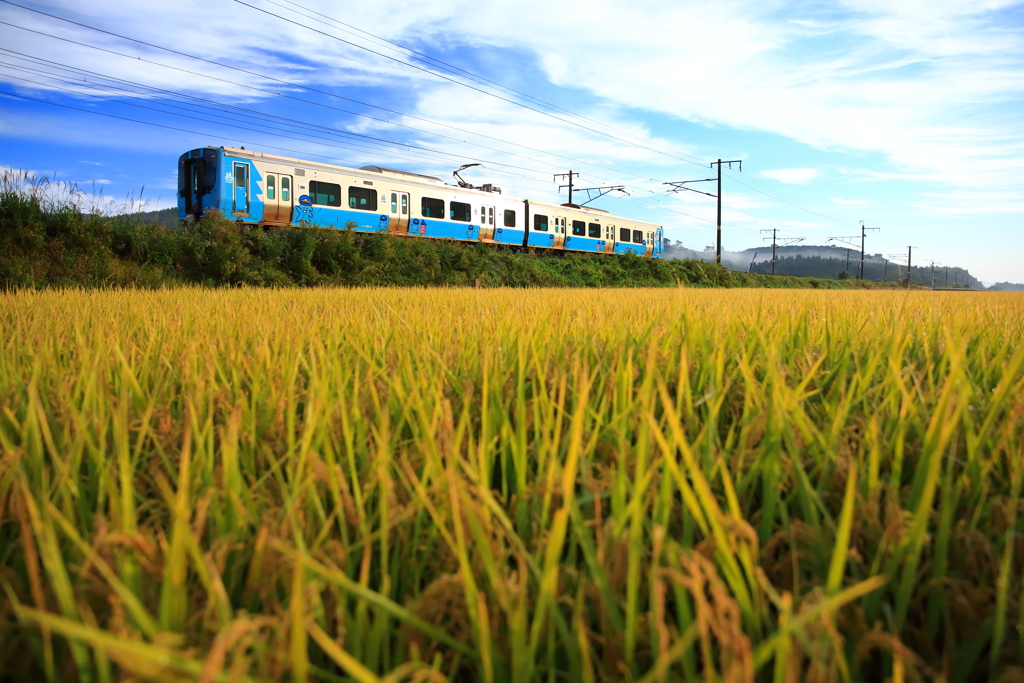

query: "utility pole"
(760, 229), (803, 275)
(748, 251), (757, 274)
(907, 246), (915, 288)
(846, 249), (851, 274)
(930, 261), (935, 289)
(944, 266), (948, 287)
(858, 221), (880, 280)
(558, 171), (627, 207)
(665, 158), (742, 265)
(554, 171), (578, 206)
(883, 259), (888, 282)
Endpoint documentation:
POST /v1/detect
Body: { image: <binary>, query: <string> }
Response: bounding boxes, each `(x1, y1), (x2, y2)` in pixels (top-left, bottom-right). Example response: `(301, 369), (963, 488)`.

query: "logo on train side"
(299, 195), (312, 206)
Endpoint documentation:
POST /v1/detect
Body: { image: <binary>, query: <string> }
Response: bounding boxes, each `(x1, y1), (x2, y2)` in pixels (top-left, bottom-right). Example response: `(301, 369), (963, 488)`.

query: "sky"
(1, 0), (1022, 282)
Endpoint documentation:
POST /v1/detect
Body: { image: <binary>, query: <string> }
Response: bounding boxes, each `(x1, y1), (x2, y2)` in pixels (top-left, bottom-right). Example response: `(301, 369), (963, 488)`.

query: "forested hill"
(664, 241), (980, 287)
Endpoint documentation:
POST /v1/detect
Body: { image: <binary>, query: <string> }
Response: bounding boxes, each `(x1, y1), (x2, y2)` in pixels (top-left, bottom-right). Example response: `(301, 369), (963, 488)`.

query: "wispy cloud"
(830, 196), (872, 205)
(762, 168), (820, 184)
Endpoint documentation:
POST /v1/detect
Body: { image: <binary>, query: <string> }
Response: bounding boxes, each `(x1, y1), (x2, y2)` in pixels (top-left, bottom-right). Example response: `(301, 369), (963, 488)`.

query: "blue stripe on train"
(408, 217), (481, 241)
(493, 227), (525, 245)
(564, 236), (608, 253)
(526, 232), (556, 248)
(290, 206), (389, 231)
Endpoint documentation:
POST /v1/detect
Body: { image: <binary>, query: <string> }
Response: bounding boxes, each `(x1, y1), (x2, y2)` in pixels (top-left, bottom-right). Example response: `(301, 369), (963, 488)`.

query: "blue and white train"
(178, 146), (664, 258)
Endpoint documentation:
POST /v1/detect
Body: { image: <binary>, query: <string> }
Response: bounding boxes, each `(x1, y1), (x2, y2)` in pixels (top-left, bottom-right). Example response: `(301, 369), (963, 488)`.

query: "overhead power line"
(0, 14), (671, 186)
(266, 0), (712, 168)
(0, 0), (861, 236)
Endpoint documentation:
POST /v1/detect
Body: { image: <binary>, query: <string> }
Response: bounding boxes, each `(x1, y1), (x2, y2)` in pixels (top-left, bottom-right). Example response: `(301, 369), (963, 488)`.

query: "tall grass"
(1, 287), (1021, 682)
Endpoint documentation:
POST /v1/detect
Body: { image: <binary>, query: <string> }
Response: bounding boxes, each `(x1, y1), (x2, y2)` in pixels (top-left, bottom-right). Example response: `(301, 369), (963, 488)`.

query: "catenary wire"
(0, 3), (850, 234)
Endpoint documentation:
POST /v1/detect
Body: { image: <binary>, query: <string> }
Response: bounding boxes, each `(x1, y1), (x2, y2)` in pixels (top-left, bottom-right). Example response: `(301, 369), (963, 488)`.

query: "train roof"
(216, 148), (659, 228)
(526, 199), (662, 229)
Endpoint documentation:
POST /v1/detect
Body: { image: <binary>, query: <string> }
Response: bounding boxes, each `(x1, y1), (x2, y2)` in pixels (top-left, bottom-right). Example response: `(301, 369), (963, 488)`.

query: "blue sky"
(1, 0), (1022, 282)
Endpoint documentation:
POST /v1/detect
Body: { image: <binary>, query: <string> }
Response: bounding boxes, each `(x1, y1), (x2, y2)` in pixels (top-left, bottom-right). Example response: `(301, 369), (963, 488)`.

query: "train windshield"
(204, 149), (218, 190)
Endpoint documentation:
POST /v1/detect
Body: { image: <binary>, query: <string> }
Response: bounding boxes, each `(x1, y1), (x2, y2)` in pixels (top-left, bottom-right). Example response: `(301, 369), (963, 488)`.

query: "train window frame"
(633, 229), (643, 244)
(401, 194), (408, 215)
(534, 214), (549, 232)
(504, 209), (516, 227)
(619, 227), (630, 242)
(390, 192), (398, 213)
(310, 181), (341, 207)
(267, 175), (276, 201)
(348, 186), (377, 211)
(281, 176), (291, 202)
(421, 197), (444, 218)
(588, 223), (600, 238)
(450, 201), (471, 222)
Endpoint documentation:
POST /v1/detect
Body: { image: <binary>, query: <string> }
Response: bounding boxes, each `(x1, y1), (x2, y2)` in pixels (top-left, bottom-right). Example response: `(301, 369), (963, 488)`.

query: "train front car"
(525, 200), (664, 258)
(177, 148), (222, 221)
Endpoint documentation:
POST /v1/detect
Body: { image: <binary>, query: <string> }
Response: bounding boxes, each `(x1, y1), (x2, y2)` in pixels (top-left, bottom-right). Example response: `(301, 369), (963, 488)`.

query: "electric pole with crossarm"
(665, 158), (742, 265)
(761, 228), (803, 275)
(554, 171), (578, 206)
(858, 221), (880, 280)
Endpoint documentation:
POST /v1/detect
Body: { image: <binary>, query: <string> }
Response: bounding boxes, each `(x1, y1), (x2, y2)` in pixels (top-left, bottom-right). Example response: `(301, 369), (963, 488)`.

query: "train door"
(231, 162), (250, 217)
(263, 172), (293, 223)
(605, 224), (616, 254)
(183, 157), (204, 220)
(554, 216), (566, 248)
(480, 205), (495, 240)
(653, 227), (664, 257)
(387, 190), (410, 233)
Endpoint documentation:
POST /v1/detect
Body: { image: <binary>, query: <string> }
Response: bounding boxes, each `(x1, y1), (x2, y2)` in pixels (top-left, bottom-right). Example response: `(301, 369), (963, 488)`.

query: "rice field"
(1, 287), (1022, 682)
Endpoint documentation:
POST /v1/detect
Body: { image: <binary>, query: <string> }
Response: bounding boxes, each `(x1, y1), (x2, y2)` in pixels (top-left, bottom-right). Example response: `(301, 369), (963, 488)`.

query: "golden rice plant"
(0, 287), (1022, 682)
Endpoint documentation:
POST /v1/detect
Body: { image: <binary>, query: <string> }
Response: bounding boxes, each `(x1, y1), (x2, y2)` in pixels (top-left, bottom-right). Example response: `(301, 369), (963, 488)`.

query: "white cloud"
(761, 168), (820, 184)
(830, 196), (872, 205)
(3, 0), (1022, 198)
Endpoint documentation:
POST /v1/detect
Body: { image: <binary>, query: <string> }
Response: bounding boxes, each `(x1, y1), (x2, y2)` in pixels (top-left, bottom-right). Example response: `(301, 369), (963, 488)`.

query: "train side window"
(619, 227), (630, 242)
(534, 214), (549, 232)
(488, 207), (494, 225)
(633, 229), (643, 243)
(310, 181), (341, 207)
(450, 201), (471, 222)
(401, 195), (408, 215)
(348, 186), (377, 211)
(422, 197), (444, 218)
(281, 176), (290, 202)
(391, 193), (398, 213)
(267, 174), (275, 200)
(588, 223), (600, 238)
(503, 209), (516, 227)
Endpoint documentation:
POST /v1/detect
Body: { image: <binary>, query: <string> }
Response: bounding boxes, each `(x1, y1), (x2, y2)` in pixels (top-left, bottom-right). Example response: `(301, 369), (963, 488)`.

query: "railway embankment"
(0, 184), (888, 290)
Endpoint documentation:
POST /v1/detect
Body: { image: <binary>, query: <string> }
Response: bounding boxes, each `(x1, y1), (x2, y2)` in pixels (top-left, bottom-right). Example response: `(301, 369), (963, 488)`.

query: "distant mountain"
(987, 282), (1024, 292)
(120, 207), (178, 228)
(663, 241), (979, 286)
